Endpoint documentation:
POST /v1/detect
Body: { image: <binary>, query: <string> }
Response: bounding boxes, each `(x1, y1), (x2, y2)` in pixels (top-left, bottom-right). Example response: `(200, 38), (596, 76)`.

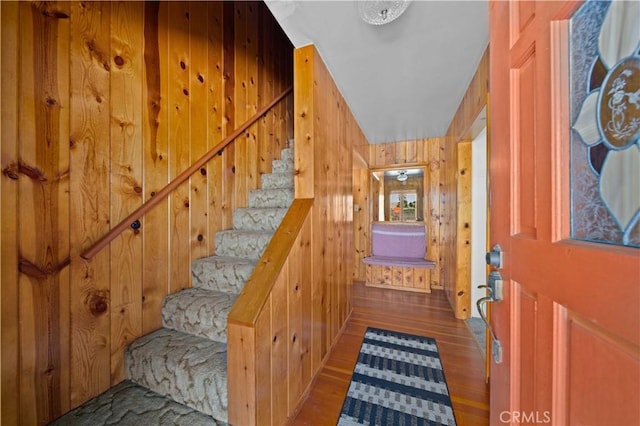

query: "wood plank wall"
(0, 2), (293, 424)
(445, 48), (489, 319)
(227, 46), (366, 425)
(294, 45), (366, 369)
(352, 47), (489, 320)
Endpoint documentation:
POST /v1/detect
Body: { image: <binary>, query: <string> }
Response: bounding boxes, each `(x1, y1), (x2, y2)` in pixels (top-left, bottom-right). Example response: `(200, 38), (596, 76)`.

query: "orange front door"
(489, 1), (639, 424)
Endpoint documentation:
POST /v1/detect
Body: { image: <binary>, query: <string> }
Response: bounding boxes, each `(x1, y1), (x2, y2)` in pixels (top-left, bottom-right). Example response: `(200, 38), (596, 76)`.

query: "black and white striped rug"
(337, 328), (457, 426)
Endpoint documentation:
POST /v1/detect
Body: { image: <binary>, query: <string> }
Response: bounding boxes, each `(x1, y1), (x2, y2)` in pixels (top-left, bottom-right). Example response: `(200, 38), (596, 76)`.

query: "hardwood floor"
(290, 282), (489, 425)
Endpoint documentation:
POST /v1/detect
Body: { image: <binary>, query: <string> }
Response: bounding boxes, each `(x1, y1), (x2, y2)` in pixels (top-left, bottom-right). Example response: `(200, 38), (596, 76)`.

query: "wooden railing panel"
(254, 303), (272, 424)
(228, 199), (313, 326)
(271, 269), (290, 425)
(228, 199), (313, 425)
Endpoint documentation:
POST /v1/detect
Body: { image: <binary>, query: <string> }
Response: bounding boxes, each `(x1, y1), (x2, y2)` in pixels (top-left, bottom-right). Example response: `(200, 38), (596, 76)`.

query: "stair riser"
(126, 329), (228, 422)
(248, 188), (294, 208)
(272, 159), (294, 173)
(281, 147), (294, 162)
(233, 208), (287, 232)
(214, 231), (272, 259)
(162, 289), (235, 343)
(261, 172), (294, 189)
(191, 258), (255, 293)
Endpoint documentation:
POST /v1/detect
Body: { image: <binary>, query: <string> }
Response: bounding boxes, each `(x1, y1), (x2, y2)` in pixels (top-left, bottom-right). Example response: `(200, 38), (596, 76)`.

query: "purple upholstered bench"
(362, 222), (435, 292)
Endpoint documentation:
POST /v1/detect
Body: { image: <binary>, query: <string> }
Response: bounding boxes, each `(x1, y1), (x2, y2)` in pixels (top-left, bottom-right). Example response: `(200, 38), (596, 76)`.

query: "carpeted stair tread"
(215, 229), (273, 259)
(248, 187), (294, 208)
(233, 207), (288, 232)
(162, 288), (236, 343)
(191, 256), (256, 293)
(126, 328), (228, 422)
(49, 380), (221, 426)
(261, 172), (294, 189)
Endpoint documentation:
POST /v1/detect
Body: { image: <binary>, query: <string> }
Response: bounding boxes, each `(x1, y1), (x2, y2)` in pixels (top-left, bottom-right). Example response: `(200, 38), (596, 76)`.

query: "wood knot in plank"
(2, 163), (19, 180)
(18, 257), (70, 279)
(5, 161), (48, 182)
(88, 291), (109, 316)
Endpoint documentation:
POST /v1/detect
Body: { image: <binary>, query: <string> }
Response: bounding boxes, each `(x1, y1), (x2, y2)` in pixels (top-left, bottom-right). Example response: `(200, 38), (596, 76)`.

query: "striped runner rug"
(337, 328), (456, 426)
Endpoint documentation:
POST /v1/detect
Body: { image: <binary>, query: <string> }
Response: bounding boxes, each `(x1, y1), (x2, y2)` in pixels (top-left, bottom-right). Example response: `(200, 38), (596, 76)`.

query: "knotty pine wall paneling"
(352, 168), (370, 282)
(69, 0), (113, 409)
(294, 44), (365, 378)
(168, 2), (191, 295)
(1, 2), (21, 422)
(141, 0), (170, 336)
(222, 2), (236, 231)
(0, 2), (293, 423)
(456, 141), (472, 318)
(444, 47), (488, 319)
(439, 136), (457, 306)
(109, 1), (144, 385)
(206, 2), (225, 259)
(234, 2), (250, 208)
(16, 2), (72, 423)
(189, 1), (210, 263)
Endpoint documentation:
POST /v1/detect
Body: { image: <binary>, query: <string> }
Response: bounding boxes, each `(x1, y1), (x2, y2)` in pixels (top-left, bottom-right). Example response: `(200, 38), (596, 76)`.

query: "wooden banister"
(227, 197), (313, 425)
(81, 86), (292, 260)
(227, 198), (313, 327)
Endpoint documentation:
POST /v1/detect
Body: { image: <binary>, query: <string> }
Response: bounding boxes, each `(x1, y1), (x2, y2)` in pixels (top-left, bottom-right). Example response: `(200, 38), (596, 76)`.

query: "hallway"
(291, 282), (490, 425)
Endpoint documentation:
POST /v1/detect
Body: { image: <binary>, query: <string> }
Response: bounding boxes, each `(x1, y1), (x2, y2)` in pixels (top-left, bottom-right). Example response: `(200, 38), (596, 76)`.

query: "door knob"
(485, 244), (503, 268)
(477, 270), (504, 364)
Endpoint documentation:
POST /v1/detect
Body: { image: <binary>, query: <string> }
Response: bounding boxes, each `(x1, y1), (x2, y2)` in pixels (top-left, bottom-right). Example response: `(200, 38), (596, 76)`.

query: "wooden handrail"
(81, 86), (293, 260)
(228, 198), (313, 327)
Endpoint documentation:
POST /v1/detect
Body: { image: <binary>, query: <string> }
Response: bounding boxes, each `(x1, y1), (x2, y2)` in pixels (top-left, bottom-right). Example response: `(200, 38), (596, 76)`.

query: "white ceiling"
(265, 0), (489, 144)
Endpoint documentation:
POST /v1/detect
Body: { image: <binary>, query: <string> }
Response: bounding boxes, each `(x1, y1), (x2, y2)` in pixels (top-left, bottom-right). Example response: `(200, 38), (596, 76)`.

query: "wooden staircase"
(52, 144), (295, 425)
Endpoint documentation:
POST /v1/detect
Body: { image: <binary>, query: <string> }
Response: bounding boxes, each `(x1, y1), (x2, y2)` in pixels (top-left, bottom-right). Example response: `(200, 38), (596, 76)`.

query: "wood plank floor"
(290, 282), (489, 425)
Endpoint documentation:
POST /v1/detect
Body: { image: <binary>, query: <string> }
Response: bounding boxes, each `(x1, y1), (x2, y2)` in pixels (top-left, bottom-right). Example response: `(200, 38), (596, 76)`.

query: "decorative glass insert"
(570, 0), (640, 248)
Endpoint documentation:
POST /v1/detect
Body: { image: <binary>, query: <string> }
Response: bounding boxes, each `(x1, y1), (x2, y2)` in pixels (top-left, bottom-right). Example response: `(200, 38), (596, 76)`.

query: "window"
(389, 191), (418, 222)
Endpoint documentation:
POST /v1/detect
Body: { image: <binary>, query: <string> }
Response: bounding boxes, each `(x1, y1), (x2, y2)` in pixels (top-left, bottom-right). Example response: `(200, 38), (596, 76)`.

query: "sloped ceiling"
(265, 0), (489, 144)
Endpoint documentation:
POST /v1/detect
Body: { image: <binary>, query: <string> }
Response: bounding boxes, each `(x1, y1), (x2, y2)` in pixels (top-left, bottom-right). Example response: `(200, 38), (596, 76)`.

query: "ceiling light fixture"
(358, 0), (411, 25)
(396, 170), (408, 182)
